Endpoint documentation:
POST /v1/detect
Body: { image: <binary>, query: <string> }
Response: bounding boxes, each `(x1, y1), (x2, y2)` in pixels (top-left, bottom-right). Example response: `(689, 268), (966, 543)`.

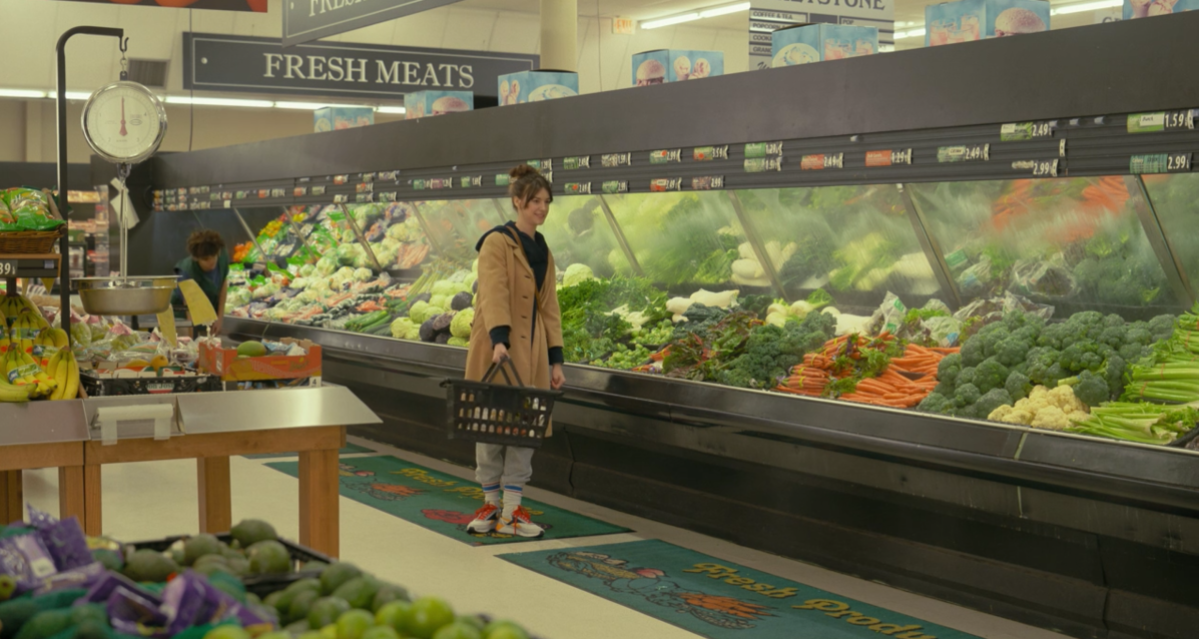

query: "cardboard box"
(925, 0), (1050, 46)
(1124, 0), (1198, 18)
(199, 338), (322, 382)
(771, 24), (878, 67)
(498, 70), (579, 105)
(314, 107), (374, 132)
(405, 91), (474, 119)
(631, 50), (724, 85)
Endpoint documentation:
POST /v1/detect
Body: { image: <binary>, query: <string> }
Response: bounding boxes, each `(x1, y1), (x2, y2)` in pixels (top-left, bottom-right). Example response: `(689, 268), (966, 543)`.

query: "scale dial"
(81, 81), (167, 165)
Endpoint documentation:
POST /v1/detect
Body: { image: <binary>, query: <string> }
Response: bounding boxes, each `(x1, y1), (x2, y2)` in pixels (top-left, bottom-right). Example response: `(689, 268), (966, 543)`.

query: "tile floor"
(21, 437), (1069, 639)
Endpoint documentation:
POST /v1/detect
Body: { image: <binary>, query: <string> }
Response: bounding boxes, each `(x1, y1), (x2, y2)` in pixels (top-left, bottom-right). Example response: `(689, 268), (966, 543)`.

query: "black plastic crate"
(82, 372), (223, 397)
(129, 533), (333, 598)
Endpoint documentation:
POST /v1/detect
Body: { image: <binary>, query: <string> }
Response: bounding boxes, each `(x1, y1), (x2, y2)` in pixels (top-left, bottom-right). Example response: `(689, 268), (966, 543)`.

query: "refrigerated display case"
(136, 15), (1199, 639)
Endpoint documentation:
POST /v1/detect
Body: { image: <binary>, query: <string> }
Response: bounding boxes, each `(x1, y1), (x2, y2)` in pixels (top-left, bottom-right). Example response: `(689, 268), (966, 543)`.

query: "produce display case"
(137, 15), (1199, 639)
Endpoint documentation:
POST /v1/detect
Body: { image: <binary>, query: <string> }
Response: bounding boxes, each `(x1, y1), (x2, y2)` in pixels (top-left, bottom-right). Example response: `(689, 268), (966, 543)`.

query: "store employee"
(172, 229), (230, 336)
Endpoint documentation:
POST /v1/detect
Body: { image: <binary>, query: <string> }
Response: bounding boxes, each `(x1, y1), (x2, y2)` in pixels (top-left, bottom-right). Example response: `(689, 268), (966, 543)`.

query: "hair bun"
(509, 164), (541, 180)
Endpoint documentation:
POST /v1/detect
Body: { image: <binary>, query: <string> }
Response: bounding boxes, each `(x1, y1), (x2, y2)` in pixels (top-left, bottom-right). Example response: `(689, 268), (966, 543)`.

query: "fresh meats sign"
(183, 33), (537, 101)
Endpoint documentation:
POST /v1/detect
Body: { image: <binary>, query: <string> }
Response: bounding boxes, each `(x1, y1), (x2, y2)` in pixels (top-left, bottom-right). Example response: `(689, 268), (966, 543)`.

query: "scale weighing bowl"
(75, 276), (178, 315)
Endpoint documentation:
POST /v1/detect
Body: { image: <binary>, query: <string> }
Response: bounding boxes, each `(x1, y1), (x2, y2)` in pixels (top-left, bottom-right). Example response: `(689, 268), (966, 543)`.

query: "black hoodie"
(476, 223), (563, 366)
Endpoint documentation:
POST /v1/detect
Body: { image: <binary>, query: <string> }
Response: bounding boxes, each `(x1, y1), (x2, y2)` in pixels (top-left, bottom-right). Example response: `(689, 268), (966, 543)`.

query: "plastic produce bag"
(27, 508), (92, 573)
(0, 533), (58, 595)
(3, 189), (60, 232)
(0, 199), (15, 229)
(869, 292), (908, 336)
(1008, 258), (1076, 298)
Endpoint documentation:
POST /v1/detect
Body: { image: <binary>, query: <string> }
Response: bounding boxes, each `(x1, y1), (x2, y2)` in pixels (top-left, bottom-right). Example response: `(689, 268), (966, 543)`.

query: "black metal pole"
(56, 26), (123, 348)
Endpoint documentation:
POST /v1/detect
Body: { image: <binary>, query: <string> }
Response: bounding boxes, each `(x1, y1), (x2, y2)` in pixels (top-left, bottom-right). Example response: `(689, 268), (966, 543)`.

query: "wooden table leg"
(83, 465), (103, 536)
(58, 466), (86, 525)
(0, 470), (23, 524)
(197, 456), (233, 534)
(299, 447), (339, 558)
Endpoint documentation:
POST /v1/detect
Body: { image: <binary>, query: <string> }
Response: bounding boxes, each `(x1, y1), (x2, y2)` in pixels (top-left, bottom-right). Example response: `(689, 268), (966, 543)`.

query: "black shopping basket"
(442, 357), (562, 448)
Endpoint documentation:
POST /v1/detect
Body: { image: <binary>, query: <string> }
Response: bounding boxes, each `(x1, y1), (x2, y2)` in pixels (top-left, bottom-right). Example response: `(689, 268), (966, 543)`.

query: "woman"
(464, 164), (566, 538)
(171, 230), (230, 336)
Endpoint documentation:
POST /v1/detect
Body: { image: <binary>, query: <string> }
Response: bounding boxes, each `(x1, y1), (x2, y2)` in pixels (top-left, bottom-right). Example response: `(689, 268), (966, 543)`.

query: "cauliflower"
(563, 263), (596, 287)
(1030, 406), (1070, 430)
(987, 384), (1089, 429)
(451, 308), (475, 339)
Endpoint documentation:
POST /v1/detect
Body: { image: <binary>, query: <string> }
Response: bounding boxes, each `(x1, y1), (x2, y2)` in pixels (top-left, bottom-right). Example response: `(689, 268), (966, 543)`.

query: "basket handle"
(481, 355), (526, 387)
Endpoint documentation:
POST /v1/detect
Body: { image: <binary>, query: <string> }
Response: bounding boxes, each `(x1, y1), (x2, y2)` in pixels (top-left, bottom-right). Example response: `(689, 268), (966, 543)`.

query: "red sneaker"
(497, 506), (544, 538)
(467, 503), (500, 534)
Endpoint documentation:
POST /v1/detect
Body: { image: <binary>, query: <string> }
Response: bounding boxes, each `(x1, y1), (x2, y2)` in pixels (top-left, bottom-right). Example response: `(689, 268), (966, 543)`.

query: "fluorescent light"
(166, 96), (273, 108)
(879, 44), (896, 52)
(64, 92), (92, 100)
(0, 89), (47, 98)
(700, 2), (750, 18)
(274, 101), (367, 110)
(376, 106), (407, 114)
(1051, 0), (1121, 14)
(895, 27), (926, 39)
(642, 12), (700, 29)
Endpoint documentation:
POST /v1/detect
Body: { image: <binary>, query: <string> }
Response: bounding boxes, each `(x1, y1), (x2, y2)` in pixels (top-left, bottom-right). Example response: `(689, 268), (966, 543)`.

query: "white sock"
(482, 484), (501, 506)
(502, 489), (522, 516)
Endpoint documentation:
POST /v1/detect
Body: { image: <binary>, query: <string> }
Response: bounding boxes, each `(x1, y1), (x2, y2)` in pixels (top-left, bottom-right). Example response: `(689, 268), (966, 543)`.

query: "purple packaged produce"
(79, 571), (153, 605)
(108, 584), (170, 637)
(0, 533), (57, 593)
(28, 508), (92, 572)
(33, 561), (106, 595)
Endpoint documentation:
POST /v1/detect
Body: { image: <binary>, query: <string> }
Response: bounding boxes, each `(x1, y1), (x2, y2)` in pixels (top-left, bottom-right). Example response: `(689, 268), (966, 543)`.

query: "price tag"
(1011, 159), (1058, 177)
(1126, 111), (1194, 133)
(937, 144), (989, 163)
(1129, 152), (1191, 174)
(1000, 121), (1056, 141)
(1165, 109), (1194, 130)
(0, 261), (15, 277)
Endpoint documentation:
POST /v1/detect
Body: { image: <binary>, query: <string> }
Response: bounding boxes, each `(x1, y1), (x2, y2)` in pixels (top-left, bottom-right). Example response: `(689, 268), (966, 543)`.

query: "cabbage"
(353, 267), (372, 282)
(447, 336), (469, 348)
(450, 308), (474, 338)
(563, 263), (596, 287)
(463, 272), (477, 289)
(428, 294), (449, 310)
(431, 280), (457, 297)
(408, 301), (434, 324)
(390, 317), (418, 340)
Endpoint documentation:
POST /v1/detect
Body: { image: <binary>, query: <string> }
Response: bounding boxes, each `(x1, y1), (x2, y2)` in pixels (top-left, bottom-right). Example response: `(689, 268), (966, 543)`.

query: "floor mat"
(243, 443), (374, 459)
(499, 539), (982, 639)
(266, 455), (629, 545)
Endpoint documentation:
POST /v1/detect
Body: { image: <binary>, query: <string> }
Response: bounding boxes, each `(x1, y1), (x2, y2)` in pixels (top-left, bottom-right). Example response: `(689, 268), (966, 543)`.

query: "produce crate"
(129, 533), (333, 598)
(0, 226), (65, 254)
(81, 371), (223, 396)
(199, 338), (322, 382)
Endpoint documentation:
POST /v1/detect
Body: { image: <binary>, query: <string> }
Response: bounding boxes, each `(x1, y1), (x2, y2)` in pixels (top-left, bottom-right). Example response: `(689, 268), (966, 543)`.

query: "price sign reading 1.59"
(0, 261), (16, 277)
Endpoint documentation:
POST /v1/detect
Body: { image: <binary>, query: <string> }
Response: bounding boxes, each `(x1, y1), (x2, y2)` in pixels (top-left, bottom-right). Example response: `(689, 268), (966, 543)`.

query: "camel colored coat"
(464, 229), (564, 434)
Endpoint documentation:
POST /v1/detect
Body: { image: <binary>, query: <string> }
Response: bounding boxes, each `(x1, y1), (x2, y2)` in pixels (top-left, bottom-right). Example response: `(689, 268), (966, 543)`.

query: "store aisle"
(20, 439), (1070, 639)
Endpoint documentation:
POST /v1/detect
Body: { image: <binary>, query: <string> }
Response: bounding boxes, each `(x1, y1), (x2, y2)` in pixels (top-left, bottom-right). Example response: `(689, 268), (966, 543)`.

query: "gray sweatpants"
(475, 443), (535, 490)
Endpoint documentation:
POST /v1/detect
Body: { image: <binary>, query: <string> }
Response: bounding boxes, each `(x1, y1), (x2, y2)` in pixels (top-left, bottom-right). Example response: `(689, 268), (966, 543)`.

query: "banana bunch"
(46, 348), (78, 401)
(0, 294), (39, 320)
(33, 327), (68, 368)
(10, 311), (42, 355)
(2, 346), (56, 399)
(0, 374), (32, 403)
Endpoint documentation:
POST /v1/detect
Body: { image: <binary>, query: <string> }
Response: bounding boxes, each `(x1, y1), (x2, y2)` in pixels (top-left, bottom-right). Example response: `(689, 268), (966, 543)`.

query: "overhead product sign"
(749, 0), (894, 70)
(284, 0), (465, 47)
(53, 0), (265, 11)
(183, 33), (538, 101)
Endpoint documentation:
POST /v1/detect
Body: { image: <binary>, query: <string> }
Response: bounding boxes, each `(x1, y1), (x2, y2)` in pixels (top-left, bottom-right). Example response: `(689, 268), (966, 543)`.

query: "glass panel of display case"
(1139, 174), (1199, 302)
(602, 191), (752, 294)
(735, 186), (943, 312)
(532, 195), (635, 280)
(909, 176), (1186, 317)
(414, 199), (507, 268)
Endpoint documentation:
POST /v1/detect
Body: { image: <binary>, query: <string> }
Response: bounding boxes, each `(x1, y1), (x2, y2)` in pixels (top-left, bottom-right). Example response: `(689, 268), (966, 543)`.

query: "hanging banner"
(53, 0), (265, 11)
(284, 0), (465, 47)
(183, 33), (538, 101)
(749, 0), (894, 70)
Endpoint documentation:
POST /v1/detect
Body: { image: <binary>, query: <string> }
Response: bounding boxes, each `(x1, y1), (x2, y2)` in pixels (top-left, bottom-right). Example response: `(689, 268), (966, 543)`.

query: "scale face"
(81, 81), (167, 165)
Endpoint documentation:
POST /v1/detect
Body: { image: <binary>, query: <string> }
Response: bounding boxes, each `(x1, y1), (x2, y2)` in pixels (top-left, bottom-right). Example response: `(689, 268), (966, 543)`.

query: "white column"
(539, 0), (578, 71)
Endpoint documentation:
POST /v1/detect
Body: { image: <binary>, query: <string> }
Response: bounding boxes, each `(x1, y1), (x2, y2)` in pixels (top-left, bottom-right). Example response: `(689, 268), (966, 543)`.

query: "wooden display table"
(0, 401), (89, 524)
(79, 385), (379, 558)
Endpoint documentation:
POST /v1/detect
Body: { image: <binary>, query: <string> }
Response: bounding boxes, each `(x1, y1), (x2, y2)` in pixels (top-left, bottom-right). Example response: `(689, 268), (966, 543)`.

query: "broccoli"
(960, 337), (987, 367)
(1102, 355), (1126, 398)
(934, 381), (955, 397)
(1148, 314), (1176, 342)
(956, 367), (978, 389)
(718, 311), (837, 389)
(979, 325), (1012, 360)
(1124, 325), (1152, 346)
(974, 358), (1010, 393)
(917, 392), (954, 415)
(973, 388), (1014, 420)
(1005, 371), (1032, 402)
(1119, 342), (1148, 363)
(955, 383), (981, 408)
(1059, 370), (1109, 407)
(994, 335), (1032, 367)
(1038, 323), (1074, 350)
(937, 352), (962, 385)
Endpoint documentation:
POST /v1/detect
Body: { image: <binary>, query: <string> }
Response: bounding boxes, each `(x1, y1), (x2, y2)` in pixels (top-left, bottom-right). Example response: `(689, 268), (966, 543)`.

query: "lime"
(332, 576), (380, 610)
(483, 621), (529, 639)
(202, 626), (252, 639)
(360, 626), (400, 639)
(257, 632), (292, 639)
(274, 579), (321, 616)
(455, 616), (485, 631)
(308, 597), (352, 630)
(298, 633), (325, 639)
(375, 601), (411, 631)
(336, 609), (376, 639)
(432, 621), (482, 639)
(371, 584), (410, 612)
(319, 625), (338, 639)
(288, 589), (323, 625)
(403, 596), (456, 639)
